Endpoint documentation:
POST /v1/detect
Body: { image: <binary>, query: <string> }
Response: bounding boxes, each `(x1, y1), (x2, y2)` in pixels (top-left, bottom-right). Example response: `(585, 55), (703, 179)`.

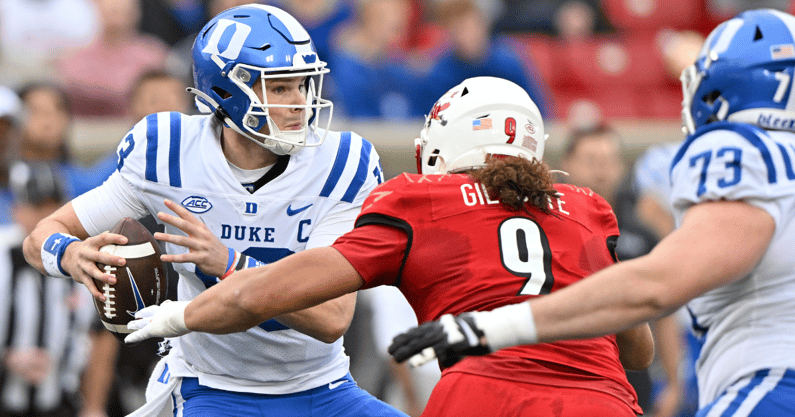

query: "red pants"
(421, 372), (638, 417)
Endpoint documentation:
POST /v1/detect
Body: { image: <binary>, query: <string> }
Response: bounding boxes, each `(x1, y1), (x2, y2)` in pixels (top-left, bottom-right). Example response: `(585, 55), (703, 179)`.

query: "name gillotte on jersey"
(460, 182), (571, 215)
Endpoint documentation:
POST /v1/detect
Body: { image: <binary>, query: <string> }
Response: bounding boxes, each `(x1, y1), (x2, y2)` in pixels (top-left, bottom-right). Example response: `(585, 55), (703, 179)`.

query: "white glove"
(125, 300), (190, 345)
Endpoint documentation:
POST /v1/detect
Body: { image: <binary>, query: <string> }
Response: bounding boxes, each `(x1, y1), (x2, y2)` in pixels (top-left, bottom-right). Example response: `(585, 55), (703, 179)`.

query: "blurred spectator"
(554, 0), (610, 39)
(129, 69), (192, 121)
(15, 83), (117, 200)
(327, 0), (427, 120)
(139, 0), (210, 46)
(0, 0), (99, 89)
(0, 160), (104, 417)
(273, 0), (356, 63)
(493, 0), (612, 36)
(0, 87), (22, 225)
(56, 0), (168, 117)
(560, 124), (687, 416)
(415, 0), (551, 117)
(656, 29), (706, 82)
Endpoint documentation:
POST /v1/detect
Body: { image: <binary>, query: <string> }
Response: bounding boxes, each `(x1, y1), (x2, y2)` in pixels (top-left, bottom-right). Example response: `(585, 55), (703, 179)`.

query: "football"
(94, 217), (168, 341)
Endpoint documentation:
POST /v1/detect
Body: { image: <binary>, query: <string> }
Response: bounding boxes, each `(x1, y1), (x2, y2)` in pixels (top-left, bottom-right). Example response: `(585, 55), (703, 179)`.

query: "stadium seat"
(601, 0), (704, 34)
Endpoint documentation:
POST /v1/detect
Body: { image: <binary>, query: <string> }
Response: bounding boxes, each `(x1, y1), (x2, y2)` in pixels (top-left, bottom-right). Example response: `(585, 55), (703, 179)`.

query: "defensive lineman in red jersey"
(124, 77), (653, 416)
(334, 173), (643, 415)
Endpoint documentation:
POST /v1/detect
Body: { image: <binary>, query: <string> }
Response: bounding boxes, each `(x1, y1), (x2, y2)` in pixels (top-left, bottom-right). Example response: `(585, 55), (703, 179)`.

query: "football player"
(125, 76), (655, 416)
(22, 5), (405, 417)
(387, 8), (795, 416)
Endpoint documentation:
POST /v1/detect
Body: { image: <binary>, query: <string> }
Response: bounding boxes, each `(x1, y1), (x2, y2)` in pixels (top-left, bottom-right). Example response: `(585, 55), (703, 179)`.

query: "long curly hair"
(468, 156), (557, 214)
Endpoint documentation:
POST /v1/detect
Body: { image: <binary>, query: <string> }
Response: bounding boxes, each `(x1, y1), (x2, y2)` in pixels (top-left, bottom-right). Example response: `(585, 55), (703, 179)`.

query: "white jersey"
(669, 122), (795, 407)
(72, 112), (383, 394)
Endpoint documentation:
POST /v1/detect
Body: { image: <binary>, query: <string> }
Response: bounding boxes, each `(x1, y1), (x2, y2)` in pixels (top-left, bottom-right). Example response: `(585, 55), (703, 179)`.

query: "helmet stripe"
(246, 4), (315, 63)
(711, 18), (744, 56)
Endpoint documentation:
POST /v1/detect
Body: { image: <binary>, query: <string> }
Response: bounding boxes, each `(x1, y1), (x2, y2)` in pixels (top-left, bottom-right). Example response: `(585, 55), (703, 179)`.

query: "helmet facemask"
(225, 63), (333, 155)
(681, 51), (723, 136)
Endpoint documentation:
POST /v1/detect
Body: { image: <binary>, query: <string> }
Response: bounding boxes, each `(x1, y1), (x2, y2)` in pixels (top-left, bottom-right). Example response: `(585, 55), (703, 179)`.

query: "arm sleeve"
(332, 223), (409, 288)
(72, 171), (150, 236)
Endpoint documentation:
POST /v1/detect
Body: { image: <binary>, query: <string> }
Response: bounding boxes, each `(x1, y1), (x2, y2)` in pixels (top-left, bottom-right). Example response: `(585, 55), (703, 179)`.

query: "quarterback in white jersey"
(381, 9), (795, 417)
(22, 4), (407, 417)
(77, 115), (374, 392)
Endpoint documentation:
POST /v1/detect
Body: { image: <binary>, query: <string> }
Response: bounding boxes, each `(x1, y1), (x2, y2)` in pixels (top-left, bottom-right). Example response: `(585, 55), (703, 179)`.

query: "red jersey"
(332, 173), (640, 413)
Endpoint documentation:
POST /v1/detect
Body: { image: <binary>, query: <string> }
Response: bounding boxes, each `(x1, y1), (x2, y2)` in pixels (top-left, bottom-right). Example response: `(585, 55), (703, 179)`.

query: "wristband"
(221, 248), (241, 280)
(224, 251), (265, 278)
(473, 302), (538, 351)
(195, 248), (266, 286)
(41, 233), (81, 278)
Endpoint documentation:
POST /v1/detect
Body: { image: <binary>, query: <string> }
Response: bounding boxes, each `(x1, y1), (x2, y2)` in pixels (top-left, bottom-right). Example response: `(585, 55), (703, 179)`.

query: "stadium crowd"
(1, 0), (792, 416)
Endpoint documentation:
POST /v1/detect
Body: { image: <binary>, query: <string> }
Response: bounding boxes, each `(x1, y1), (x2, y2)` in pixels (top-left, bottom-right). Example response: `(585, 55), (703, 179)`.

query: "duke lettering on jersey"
(219, 222), (311, 243)
(221, 224), (276, 242)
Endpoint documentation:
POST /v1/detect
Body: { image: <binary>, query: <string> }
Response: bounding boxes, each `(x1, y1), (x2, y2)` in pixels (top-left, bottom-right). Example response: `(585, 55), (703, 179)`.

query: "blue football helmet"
(190, 4), (332, 155)
(682, 9), (795, 135)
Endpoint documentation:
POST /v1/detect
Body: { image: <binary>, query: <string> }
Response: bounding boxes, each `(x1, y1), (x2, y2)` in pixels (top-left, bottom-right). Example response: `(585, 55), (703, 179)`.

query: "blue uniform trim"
(776, 142), (795, 180)
(719, 369), (770, 417)
(686, 306), (709, 338)
(169, 112), (182, 187)
(670, 122), (777, 184)
(696, 369), (795, 417)
(320, 132), (352, 198)
(258, 319), (290, 332)
(175, 373), (406, 417)
(145, 114), (159, 183)
(341, 139), (373, 203)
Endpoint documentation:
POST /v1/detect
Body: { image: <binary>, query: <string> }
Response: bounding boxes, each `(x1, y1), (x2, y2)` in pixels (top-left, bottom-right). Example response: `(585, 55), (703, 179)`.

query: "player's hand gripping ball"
(94, 217), (168, 341)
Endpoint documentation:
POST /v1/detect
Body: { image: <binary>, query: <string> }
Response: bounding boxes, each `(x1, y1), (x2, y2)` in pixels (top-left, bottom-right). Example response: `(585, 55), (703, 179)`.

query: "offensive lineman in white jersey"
(382, 8), (795, 417)
(22, 5), (407, 417)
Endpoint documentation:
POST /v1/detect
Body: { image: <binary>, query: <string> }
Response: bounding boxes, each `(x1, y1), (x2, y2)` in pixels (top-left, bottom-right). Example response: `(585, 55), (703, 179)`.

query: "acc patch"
(182, 196), (213, 213)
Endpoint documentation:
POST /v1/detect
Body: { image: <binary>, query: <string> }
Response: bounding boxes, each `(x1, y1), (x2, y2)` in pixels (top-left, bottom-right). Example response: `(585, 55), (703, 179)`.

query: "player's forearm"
(531, 256), (674, 344)
(273, 292), (357, 343)
(184, 247), (363, 334)
(23, 202), (88, 273)
(532, 201), (775, 345)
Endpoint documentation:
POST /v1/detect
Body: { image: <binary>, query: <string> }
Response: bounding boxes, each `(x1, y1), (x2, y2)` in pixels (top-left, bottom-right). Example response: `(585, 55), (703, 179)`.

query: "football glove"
(125, 300), (191, 345)
(388, 313), (491, 368)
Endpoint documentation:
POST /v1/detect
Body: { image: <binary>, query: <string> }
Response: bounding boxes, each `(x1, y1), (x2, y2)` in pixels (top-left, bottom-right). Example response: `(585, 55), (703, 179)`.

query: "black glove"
(388, 313), (491, 368)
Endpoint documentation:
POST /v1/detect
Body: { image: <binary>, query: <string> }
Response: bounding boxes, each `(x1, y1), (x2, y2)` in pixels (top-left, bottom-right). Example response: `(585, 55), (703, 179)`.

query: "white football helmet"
(415, 77), (546, 174)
